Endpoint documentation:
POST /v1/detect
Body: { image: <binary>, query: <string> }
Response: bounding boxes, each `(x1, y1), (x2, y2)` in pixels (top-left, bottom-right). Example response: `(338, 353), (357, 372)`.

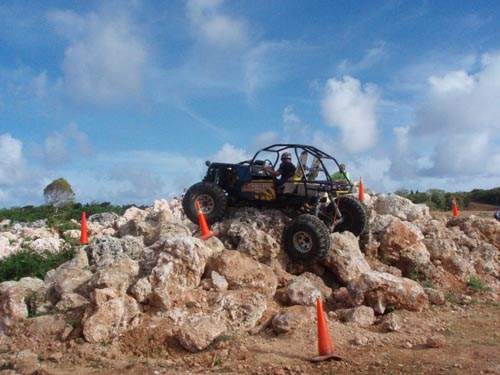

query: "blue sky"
(2, 0), (500, 208)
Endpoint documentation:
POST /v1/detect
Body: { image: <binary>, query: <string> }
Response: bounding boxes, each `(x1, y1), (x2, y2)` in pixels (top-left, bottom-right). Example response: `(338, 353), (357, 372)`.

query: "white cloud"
(283, 105), (300, 124)
(0, 134), (27, 185)
(338, 40), (388, 74)
(251, 131), (280, 150)
(33, 123), (92, 166)
(66, 122), (92, 157)
(209, 143), (249, 163)
(412, 53), (500, 177)
(428, 70), (474, 95)
(186, 0), (248, 47)
(321, 76), (379, 153)
(50, 10), (147, 106)
(44, 132), (68, 165)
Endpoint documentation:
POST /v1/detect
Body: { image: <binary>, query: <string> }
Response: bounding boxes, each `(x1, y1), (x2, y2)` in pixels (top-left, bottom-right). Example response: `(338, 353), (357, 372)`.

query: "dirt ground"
(1, 295), (499, 375)
(1, 207), (499, 375)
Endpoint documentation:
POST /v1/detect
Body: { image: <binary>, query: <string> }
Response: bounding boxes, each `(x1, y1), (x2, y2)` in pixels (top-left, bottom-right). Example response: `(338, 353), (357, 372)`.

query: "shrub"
(467, 276), (492, 292)
(0, 248), (75, 282)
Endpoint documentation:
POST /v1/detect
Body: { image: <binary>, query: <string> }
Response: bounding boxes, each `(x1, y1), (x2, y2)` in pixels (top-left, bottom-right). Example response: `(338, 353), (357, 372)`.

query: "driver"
(263, 152), (296, 183)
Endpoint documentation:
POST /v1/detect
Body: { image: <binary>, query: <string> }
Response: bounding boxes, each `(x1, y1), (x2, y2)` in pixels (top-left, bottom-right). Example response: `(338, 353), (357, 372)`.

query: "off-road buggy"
(182, 144), (367, 263)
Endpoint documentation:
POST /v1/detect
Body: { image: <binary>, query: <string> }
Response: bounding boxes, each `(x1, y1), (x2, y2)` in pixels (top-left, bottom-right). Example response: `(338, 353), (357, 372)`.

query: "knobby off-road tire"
(332, 195), (367, 236)
(182, 182), (228, 225)
(282, 214), (331, 264)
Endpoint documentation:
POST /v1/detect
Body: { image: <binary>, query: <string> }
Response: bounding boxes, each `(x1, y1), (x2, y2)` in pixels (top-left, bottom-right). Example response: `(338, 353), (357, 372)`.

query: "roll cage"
(249, 144), (353, 195)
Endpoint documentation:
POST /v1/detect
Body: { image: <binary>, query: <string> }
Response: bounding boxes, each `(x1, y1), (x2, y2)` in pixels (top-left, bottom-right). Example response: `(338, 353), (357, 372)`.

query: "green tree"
(43, 178), (75, 207)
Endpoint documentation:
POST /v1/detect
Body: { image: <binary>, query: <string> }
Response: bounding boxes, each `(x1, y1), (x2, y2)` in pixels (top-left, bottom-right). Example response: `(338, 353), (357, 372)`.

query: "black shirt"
(278, 161), (296, 180)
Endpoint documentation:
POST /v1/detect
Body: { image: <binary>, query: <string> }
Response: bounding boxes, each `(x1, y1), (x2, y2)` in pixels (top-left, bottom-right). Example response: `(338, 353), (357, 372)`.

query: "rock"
(177, 315), (227, 352)
(88, 212), (120, 227)
(271, 305), (314, 334)
(85, 235), (143, 267)
(211, 271), (229, 292)
(82, 287), (141, 343)
(470, 243), (500, 278)
(15, 349), (40, 374)
(379, 313), (402, 332)
(378, 219), (431, 277)
(348, 271), (429, 314)
(285, 275), (323, 306)
(206, 250), (278, 297)
(82, 257), (140, 297)
(130, 277), (152, 303)
(116, 206), (150, 237)
(426, 334), (446, 348)
(144, 209), (192, 246)
(352, 334), (369, 346)
(338, 305), (376, 327)
(374, 194), (431, 222)
(424, 288), (445, 305)
(0, 235), (13, 260)
(30, 237), (65, 254)
(55, 292), (89, 310)
(45, 265), (93, 299)
(0, 277), (45, 328)
(216, 290), (270, 333)
(323, 232), (372, 284)
(62, 229), (81, 241)
(148, 237), (209, 308)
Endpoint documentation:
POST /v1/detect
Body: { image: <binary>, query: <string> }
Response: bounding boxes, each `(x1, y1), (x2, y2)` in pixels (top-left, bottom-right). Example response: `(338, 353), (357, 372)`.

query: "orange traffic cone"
(80, 211), (89, 245)
(311, 297), (342, 362)
(195, 201), (217, 240)
(358, 177), (365, 202)
(453, 197), (459, 217)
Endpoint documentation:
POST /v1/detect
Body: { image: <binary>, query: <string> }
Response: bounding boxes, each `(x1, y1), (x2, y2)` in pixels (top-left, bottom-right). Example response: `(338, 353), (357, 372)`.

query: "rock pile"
(1, 193), (499, 353)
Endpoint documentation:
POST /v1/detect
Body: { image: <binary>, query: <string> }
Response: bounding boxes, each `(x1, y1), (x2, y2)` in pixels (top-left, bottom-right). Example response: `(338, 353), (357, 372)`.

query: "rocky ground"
(1, 295), (499, 375)
(1, 193), (499, 375)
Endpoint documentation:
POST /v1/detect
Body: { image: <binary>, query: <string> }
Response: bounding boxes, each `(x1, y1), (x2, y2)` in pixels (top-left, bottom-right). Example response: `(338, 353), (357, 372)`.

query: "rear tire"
(282, 214), (331, 264)
(182, 182), (227, 225)
(332, 196), (367, 236)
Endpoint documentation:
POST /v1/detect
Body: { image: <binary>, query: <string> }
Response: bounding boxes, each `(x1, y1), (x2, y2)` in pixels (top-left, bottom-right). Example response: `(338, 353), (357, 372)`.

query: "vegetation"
(0, 248), (75, 283)
(0, 201), (136, 282)
(0, 202), (129, 230)
(394, 186), (500, 211)
(43, 178), (76, 207)
(467, 276), (492, 293)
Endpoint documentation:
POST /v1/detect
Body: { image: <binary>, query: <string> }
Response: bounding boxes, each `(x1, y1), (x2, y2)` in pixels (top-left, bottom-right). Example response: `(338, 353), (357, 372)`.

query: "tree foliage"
(43, 178), (75, 207)
(395, 188), (477, 211)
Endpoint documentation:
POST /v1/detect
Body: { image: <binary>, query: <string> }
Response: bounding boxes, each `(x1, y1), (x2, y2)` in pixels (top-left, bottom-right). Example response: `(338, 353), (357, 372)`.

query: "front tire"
(282, 214), (331, 264)
(182, 182), (227, 225)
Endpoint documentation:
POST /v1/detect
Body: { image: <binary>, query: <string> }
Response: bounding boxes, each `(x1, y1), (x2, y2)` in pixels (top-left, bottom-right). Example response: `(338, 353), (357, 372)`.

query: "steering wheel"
(263, 159), (274, 176)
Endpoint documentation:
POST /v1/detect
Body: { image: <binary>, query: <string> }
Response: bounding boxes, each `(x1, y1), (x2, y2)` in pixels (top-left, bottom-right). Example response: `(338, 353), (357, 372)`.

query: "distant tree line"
(0, 178), (135, 232)
(394, 187), (500, 211)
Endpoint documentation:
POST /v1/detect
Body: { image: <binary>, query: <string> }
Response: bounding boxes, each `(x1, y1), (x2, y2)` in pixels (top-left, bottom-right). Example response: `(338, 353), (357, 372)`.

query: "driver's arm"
(263, 165), (280, 177)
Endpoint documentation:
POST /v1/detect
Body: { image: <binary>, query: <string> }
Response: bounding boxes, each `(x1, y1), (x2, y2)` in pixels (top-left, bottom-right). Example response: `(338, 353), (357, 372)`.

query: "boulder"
(337, 305), (376, 327)
(0, 277), (45, 328)
(323, 232), (371, 284)
(271, 305), (314, 334)
(177, 315), (227, 352)
(285, 275), (323, 306)
(82, 287), (141, 343)
(470, 243), (500, 278)
(348, 271), (429, 314)
(206, 250), (278, 297)
(373, 194), (431, 222)
(88, 212), (120, 227)
(378, 219), (431, 277)
(216, 290), (272, 333)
